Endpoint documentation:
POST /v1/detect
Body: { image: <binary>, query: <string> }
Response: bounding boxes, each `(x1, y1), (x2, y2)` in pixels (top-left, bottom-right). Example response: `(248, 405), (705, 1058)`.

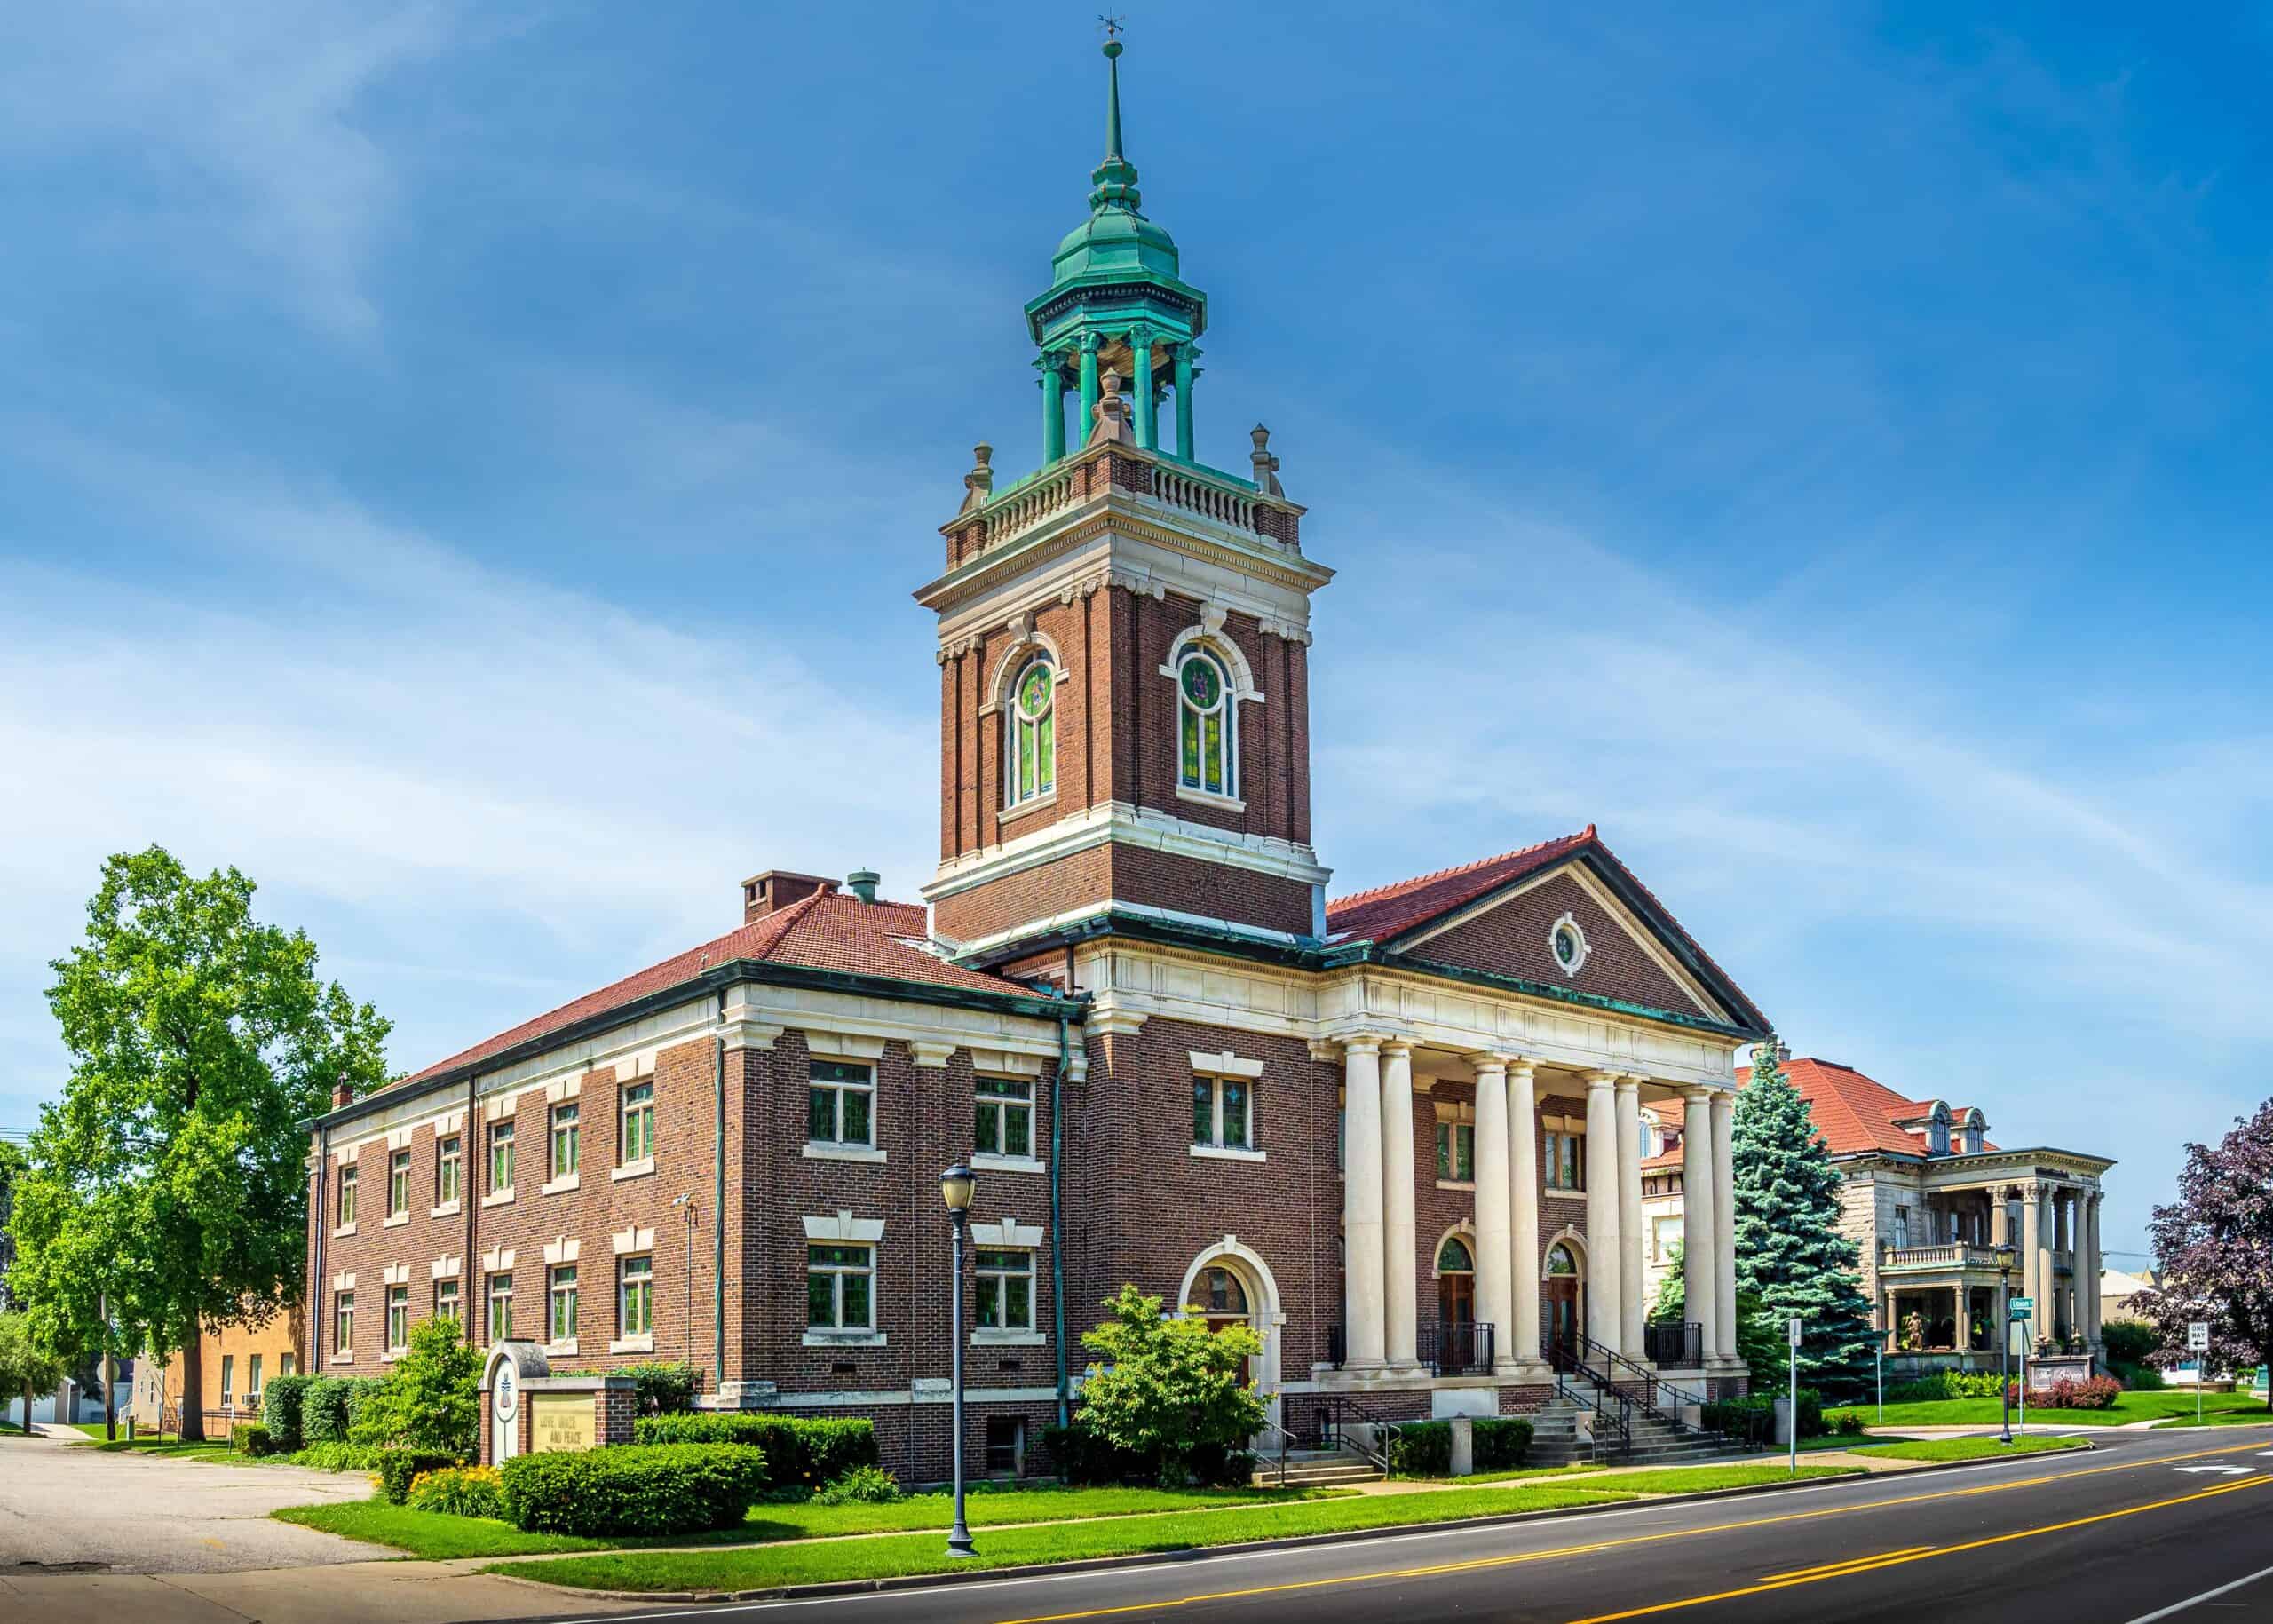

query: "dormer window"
(1007, 657), (1056, 808)
(1177, 650), (1233, 797)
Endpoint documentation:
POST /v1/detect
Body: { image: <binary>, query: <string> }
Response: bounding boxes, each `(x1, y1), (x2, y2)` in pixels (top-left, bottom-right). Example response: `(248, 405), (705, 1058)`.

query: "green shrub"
(302, 1377), (379, 1444)
(1041, 1422), (1252, 1487)
(630, 1414), (876, 1490)
(1703, 1390), (1825, 1439)
(288, 1440), (381, 1471)
(1883, 1371), (2008, 1404)
(261, 1374), (314, 1453)
(2036, 1375), (2122, 1410)
(2101, 1320), (2159, 1367)
(1473, 1416), (1532, 1470)
(1830, 1410), (1868, 1437)
(1072, 1285), (1266, 1486)
(616, 1361), (701, 1416)
(352, 1319), (479, 1456)
(233, 1422), (273, 1457)
(812, 1464), (902, 1505)
(407, 1464), (504, 1519)
(377, 1446), (466, 1505)
(2120, 1363), (2166, 1391)
(499, 1443), (768, 1536)
(1385, 1421), (1451, 1477)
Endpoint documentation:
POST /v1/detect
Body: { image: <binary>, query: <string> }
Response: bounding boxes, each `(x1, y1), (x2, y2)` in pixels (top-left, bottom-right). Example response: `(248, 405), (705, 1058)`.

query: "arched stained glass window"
(1546, 1242), (1579, 1277)
(1437, 1236), (1474, 1274)
(1007, 657), (1056, 807)
(1200, 1265), (1249, 1316)
(1176, 649), (1232, 796)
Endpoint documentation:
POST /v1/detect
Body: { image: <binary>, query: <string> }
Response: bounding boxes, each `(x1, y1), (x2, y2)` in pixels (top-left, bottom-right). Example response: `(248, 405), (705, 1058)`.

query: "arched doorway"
(1436, 1233), (1477, 1372)
(1176, 1239), (1285, 1423)
(1544, 1239), (1584, 1359)
(1195, 1264), (1254, 1382)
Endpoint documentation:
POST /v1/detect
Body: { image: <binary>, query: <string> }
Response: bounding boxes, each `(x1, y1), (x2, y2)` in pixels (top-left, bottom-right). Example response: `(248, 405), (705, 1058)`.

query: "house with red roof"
(1639, 1050), (2114, 1373)
(302, 42), (1774, 1480)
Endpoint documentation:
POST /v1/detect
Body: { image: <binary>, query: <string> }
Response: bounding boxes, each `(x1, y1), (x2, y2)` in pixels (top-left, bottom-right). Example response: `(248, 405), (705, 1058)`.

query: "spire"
(1088, 36), (1142, 213)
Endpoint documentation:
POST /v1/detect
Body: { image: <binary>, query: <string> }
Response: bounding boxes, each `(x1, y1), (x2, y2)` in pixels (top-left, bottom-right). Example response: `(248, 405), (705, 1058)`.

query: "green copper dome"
(1026, 38), (1206, 346)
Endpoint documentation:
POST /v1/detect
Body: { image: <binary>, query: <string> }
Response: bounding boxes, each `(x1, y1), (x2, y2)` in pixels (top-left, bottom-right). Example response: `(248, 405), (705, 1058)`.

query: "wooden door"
(1544, 1276), (1580, 1358)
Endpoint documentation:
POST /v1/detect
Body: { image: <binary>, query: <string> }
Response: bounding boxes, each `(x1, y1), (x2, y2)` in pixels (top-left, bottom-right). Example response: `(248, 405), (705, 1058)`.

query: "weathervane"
(1098, 13), (1125, 42)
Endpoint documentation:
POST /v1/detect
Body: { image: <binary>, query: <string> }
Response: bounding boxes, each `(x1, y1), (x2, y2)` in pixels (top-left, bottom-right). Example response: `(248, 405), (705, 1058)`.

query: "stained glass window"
(1176, 650), (1232, 797)
(1437, 1236), (1475, 1273)
(1007, 657), (1056, 808)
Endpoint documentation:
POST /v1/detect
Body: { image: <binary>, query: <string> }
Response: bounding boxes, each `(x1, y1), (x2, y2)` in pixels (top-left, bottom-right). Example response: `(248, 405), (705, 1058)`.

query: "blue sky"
(3, 3), (2268, 1266)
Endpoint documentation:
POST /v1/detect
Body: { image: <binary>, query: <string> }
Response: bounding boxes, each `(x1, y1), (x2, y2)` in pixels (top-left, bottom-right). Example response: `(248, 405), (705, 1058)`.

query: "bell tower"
(917, 38), (1333, 963)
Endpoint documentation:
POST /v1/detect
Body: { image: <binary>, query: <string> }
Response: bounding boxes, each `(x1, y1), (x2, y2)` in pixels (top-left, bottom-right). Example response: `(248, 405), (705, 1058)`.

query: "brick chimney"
(331, 1077), (356, 1110)
(741, 870), (837, 923)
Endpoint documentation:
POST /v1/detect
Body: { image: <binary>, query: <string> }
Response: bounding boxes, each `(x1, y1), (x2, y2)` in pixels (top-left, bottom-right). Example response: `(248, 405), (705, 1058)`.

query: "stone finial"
(1250, 424), (1284, 497)
(958, 442), (995, 514)
(1087, 370), (1137, 447)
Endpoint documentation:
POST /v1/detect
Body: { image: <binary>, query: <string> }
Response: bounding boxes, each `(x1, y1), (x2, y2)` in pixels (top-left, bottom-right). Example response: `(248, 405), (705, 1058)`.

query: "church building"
(304, 41), (1767, 1482)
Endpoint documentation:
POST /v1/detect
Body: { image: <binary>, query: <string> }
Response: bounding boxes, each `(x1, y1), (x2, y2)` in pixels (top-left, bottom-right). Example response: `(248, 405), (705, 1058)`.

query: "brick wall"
(1408, 872), (1707, 1018)
(934, 842), (1314, 943)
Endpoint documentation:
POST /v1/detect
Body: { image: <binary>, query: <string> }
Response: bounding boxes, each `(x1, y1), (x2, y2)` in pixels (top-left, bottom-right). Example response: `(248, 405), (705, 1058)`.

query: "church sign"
(529, 1392), (596, 1454)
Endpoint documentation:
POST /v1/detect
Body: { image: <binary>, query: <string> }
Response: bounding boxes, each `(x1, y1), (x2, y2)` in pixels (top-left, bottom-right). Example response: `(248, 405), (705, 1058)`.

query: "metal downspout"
(313, 1124), (329, 1368)
(463, 1072), (479, 1341)
(1052, 1011), (1071, 1429)
(714, 993), (726, 1396)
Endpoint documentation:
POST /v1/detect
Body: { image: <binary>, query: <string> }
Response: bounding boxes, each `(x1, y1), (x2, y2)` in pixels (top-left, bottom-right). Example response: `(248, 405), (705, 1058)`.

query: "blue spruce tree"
(1730, 1039), (1878, 1398)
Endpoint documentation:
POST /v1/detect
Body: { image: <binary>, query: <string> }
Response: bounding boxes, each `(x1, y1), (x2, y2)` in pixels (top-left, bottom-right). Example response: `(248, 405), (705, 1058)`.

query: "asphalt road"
(529, 1426), (2273, 1624)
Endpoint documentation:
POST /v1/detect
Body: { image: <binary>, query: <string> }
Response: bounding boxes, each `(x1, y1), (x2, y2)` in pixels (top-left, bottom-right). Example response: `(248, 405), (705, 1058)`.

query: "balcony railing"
(1323, 1322), (1495, 1374)
(1417, 1321), (1496, 1376)
(1881, 1243), (2003, 1271)
(1641, 1320), (1702, 1367)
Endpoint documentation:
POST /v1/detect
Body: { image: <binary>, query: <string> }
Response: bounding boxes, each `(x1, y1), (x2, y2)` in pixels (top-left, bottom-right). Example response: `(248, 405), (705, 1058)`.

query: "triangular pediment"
(1391, 860), (1741, 1026)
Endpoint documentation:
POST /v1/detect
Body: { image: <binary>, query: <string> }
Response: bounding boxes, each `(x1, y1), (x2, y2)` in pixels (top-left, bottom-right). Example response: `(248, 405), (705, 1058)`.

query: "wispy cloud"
(0, 0), (461, 336)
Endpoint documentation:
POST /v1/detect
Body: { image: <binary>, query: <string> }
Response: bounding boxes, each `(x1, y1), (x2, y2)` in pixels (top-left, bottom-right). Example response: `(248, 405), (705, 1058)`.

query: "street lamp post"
(940, 1164), (978, 1559)
(1996, 1245), (2015, 1445)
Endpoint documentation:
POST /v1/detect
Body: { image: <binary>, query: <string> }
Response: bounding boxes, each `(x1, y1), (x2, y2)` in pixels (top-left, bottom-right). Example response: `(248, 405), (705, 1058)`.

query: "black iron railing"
(1296, 1393), (1399, 1472)
(1642, 1320), (1702, 1367)
(1551, 1329), (1751, 1459)
(1418, 1320), (1496, 1375)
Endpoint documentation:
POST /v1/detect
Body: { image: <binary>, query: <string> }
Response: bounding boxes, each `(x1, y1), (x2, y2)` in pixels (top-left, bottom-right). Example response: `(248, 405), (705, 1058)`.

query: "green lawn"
(277, 1481), (1354, 1561)
(1593, 1463), (1857, 1492)
(65, 1427), (244, 1462)
(1825, 1390), (2269, 1429)
(486, 1482), (1646, 1593)
(1850, 1435), (2090, 1462)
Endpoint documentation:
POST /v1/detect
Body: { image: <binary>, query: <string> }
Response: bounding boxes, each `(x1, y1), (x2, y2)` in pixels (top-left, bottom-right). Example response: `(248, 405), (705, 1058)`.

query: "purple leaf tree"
(2136, 1099), (2273, 1409)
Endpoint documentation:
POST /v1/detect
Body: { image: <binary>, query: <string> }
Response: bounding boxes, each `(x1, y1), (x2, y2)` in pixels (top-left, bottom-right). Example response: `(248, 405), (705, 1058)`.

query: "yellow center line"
(1566, 1473), (2273, 1623)
(1759, 1545), (1934, 1581)
(987, 1438), (2273, 1624)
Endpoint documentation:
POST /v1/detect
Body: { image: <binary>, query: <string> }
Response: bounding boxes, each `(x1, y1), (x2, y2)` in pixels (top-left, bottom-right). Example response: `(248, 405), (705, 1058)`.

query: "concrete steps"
(1253, 1447), (1385, 1488)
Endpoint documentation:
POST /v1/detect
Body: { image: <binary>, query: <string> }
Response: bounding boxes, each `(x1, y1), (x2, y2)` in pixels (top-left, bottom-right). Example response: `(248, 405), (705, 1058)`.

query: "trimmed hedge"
(232, 1422), (274, 1457)
(1885, 1371), (2008, 1404)
(1040, 1422), (1254, 1487)
(261, 1374), (314, 1453)
(499, 1443), (769, 1536)
(630, 1414), (876, 1489)
(1384, 1415), (1533, 1477)
(301, 1376), (382, 1445)
(1474, 1416), (1532, 1470)
(1704, 1389), (1825, 1440)
(377, 1446), (466, 1505)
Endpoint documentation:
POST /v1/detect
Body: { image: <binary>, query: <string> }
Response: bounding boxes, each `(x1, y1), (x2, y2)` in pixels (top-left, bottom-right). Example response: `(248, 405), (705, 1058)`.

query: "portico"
(1319, 1030), (1746, 1390)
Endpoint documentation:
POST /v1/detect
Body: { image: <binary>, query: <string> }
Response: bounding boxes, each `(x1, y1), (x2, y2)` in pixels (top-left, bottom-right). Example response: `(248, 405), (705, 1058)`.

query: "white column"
(2086, 1192), (2103, 1345)
(1472, 1058), (1515, 1376)
(1616, 1075), (1646, 1359)
(1509, 1058), (1542, 1370)
(1710, 1089), (1737, 1364)
(1341, 1036), (1386, 1370)
(1682, 1087), (1717, 1369)
(1584, 1071), (1622, 1353)
(2036, 1173), (2055, 1337)
(1382, 1041), (1420, 1371)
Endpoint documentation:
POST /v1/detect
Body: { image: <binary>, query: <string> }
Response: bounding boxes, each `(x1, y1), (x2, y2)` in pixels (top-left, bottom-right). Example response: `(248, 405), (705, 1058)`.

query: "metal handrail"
(1552, 1359), (1631, 1462)
(1302, 1393), (1398, 1472)
(1552, 1331), (1752, 1456)
(1255, 1416), (1297, 1489)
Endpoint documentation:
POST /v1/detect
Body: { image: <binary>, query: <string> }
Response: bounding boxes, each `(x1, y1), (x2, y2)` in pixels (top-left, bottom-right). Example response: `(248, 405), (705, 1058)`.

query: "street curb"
(482, 1445), (2097, 1605)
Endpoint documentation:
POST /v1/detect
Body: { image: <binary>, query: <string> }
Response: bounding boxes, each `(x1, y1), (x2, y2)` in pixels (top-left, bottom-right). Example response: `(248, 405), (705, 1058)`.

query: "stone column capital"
(1681, 1083), (1717, 1105)
(1584, 1068), (1622, 1090)
(1471, 1055), (1509, 1081)
(1327, 1031), (1388, 1059)
(1380, 1039), (1415, 1061)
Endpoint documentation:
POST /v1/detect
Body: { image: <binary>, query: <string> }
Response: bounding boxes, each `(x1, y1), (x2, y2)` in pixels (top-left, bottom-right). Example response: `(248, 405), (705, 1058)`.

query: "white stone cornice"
(924, 796), (1331, 904)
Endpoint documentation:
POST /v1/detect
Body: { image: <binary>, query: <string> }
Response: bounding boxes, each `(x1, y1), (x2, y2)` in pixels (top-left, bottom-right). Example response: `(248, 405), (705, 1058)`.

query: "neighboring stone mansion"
(1642, 1052), (2115, 1369)
(303, 43), (1768, 1483)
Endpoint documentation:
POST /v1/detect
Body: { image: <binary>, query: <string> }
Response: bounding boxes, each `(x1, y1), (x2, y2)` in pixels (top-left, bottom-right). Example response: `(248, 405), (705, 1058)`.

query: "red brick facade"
(1405, 871), (1707, 1018)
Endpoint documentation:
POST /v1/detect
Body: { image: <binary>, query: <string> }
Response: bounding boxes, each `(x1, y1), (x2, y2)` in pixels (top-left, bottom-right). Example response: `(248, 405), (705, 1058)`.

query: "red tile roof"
(1325, 828), (1597, 943)
(1753, 1057), (1996, 1160)
(1324, 825), (1769, 1033)
(388, 891), (1042, 1093)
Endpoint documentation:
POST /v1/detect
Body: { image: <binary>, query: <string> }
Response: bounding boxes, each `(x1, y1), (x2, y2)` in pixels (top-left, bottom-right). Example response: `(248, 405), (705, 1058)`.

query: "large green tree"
(1730, 1039), (1877, 1398)
(0, 1311), (66, 1434)
(2136, 1100), (2273, 1409)
(6, 848), (391, 1440)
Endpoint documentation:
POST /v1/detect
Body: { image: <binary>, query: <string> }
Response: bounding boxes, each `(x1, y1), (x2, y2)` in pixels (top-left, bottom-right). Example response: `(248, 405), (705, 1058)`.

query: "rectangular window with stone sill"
(387, 1149), (411, 1218)
(808, 1060), (875, 1150)
(337, 1164), (358, 1228)
(975, 1248), (1034, 1333)
(488, 1121), (515, 1196)
(550, 1102), (580, 1181)
(974, 1077), (1034, 1160)
(487, 1271), (513, 1342)
(807, 1242), (874, 1331)
(436, 1134), (462, 1206)
(1192, 1074), (1253, 1153)
(622, 1081), (655, 1164)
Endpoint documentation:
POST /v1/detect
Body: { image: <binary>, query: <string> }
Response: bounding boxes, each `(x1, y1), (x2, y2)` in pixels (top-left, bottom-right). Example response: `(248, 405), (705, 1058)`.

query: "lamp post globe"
(941, 1163), (978, 1557)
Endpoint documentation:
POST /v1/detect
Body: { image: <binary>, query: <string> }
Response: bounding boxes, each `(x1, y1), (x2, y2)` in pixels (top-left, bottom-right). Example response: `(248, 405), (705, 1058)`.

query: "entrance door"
(1544, 1242), (1582, 1360)
(1197, 1265), (1253, 1384)
(1436, 1235), (1476, 1369)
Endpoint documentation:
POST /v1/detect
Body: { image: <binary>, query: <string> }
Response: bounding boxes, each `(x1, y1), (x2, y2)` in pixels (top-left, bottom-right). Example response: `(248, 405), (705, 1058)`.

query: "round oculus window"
(1179, 654), (1224, 710)
(1016, 661), (1053, 720)
(1549, 915), (1588, 974)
